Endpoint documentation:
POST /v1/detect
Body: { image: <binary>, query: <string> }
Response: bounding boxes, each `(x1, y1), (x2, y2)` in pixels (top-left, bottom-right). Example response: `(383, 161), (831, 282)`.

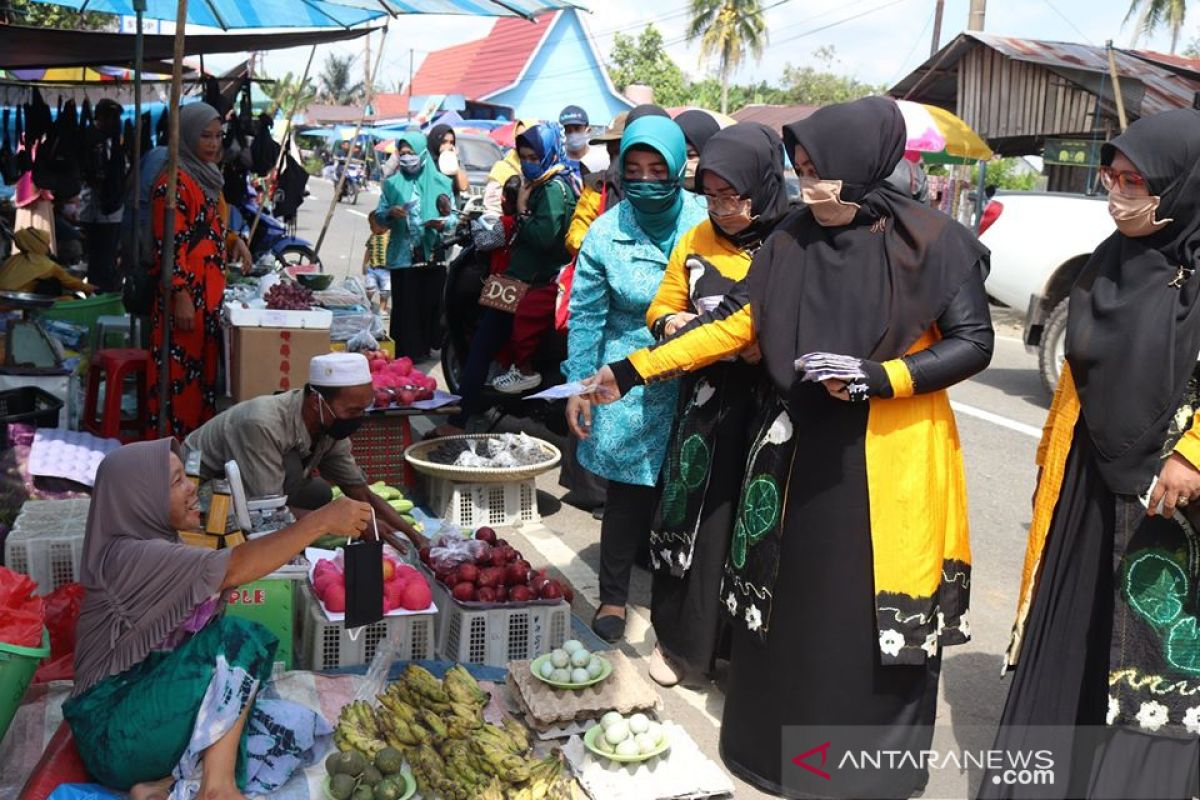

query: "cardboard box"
(230, 326), (331, 401)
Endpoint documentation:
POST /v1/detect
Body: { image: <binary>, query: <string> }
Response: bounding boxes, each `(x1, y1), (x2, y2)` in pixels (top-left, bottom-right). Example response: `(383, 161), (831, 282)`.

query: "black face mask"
(318, 394), (365, 440)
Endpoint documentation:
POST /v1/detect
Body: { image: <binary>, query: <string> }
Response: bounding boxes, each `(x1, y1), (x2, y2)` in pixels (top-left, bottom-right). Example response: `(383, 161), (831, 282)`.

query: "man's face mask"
(438, 149), (460, 176)
(799, 176), (861, 228)
(1108, 190), (1172, 238)
(397, 153), (421, 175)
(318, 393), (364, 440)
(565, 132), (588, 153)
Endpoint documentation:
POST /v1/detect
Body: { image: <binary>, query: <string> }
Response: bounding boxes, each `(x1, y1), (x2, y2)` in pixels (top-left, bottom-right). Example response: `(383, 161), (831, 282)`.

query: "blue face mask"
(622, 178), (679, 214)
(521, 160), (544, 182)
(397, 153), (421, 175)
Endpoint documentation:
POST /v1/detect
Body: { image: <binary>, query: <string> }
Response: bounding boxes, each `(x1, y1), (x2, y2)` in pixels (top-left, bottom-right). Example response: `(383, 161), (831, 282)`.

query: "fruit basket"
(404, 434), (561, 484)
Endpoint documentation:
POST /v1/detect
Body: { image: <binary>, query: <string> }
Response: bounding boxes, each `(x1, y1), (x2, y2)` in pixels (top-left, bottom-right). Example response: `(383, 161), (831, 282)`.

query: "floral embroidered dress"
(149, 169), (227, 438)
(563, 196), (707, 487)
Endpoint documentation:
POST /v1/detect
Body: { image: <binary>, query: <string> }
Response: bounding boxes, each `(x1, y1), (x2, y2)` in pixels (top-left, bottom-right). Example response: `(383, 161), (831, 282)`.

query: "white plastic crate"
(5, 499), (91, 594)
(427, 477), (540, 529)
(426, 572), (569, 667)
(297, 584), (436, 671)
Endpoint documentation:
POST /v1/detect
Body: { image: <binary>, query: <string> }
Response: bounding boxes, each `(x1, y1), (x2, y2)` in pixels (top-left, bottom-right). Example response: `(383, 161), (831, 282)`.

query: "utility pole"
(968, 0), (986, 31)
(365, 33), (372, 99)
(931, 0), (945, 57)
(407, 48), (414, 113)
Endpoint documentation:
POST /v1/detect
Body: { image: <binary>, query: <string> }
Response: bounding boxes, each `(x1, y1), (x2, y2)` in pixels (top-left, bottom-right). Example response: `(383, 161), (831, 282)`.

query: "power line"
(887, 3), (936, 86)
(1040, 0), (1094, 44)
(766, 0), (917, 48)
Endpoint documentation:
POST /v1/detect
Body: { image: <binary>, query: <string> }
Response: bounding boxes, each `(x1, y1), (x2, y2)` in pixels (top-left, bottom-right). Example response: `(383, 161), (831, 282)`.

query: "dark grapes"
(263, 282), (315, 311)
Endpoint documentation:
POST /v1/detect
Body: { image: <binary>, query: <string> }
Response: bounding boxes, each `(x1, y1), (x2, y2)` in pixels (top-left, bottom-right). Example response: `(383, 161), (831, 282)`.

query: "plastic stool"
(91, 315), (139, 351)
(82, 348), (150, 442)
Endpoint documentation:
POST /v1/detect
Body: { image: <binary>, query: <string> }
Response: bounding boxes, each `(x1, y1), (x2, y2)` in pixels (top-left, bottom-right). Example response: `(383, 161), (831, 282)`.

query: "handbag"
(554, 182), (604, 332)
(478, 274), (529, 314)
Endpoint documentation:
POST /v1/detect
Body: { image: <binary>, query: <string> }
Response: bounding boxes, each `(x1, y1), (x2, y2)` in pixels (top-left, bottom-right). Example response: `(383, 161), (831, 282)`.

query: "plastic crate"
(296, 584), (435, 671)
(427, 571), (569, 667)
(351, 413), (413, 487)
(4, 499), (90, 593)
(428, 477), (540, 529)
(0, 386), (63, 450)
(224, 578), (299, 670)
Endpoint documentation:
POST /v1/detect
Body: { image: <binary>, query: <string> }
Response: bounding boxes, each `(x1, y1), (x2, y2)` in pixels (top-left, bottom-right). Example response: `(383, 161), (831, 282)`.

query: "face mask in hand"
(438, 149), (460, 176)
(565, 132), (588, 153)
(800, 176), (861, 228)
(397, 153), (421, 175)
(1108, 190), (1172, 238)
(318, 394), (364, 440)
(623, 179), (679, 214)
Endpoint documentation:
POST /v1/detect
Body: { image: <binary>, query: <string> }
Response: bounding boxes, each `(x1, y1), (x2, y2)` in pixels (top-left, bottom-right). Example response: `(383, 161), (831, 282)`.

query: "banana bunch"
(444, 664), (489, 706)
(333, 700), (388, 759)
(400, 664), (452, 706)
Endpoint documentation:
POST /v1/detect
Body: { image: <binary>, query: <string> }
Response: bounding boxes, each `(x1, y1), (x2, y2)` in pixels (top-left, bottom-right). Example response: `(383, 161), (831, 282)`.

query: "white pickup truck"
(978, 190), (1113, 396)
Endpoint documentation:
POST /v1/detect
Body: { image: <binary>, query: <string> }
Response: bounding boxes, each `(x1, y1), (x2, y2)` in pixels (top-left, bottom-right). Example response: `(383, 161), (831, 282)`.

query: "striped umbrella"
(895, 99), (992, 164)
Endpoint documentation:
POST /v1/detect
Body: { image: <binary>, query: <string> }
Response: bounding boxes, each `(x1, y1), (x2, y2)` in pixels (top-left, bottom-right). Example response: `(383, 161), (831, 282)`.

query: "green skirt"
(64, 615), (278, 790)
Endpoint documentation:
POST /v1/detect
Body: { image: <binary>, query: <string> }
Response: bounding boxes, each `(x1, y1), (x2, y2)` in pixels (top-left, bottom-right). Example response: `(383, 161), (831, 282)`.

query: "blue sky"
(201, 0), (1182, 99)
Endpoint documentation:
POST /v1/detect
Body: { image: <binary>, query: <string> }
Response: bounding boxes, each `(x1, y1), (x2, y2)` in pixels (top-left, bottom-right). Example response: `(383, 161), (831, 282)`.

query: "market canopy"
(20, 0), (386, 29)
(323, 0), (584, 19)
(0, 24), (379, 69)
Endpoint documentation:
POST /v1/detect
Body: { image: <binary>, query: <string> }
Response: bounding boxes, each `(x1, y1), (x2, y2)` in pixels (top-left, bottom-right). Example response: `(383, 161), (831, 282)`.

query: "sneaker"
(485, 361), (507, 385)
(493, 366), (543, 395)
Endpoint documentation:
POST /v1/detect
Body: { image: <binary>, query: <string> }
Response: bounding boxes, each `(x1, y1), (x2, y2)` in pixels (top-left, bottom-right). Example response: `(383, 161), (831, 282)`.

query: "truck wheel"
(1038, 298), (1069, 397)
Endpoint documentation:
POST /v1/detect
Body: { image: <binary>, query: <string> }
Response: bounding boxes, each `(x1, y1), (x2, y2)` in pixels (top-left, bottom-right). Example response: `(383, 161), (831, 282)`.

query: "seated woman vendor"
(64, 437), (372, 800)
(185, 353), (426, 549)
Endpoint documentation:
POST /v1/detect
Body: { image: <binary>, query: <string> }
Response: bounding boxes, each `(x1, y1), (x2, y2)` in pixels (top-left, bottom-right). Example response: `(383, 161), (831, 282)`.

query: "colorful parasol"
(895, 99), (992, 164)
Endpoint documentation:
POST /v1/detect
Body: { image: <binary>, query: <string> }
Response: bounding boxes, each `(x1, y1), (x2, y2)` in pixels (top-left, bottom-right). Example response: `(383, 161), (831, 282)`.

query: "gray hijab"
(72, 438), (231, 696)
(164, 102), (224, 202)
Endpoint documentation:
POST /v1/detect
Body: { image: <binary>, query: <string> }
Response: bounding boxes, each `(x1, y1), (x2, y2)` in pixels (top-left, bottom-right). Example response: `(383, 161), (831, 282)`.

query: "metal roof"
(891, 32), (1200, 119)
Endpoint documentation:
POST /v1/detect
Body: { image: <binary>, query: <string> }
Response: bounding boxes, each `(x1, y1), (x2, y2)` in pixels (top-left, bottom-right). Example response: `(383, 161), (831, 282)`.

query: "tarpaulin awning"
(325, 0), (583, 20)
(0, 24), (379, 70)
(19, 0), (385, 29)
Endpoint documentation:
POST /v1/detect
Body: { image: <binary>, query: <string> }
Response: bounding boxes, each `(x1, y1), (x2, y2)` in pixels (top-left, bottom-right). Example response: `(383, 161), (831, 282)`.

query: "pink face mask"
(799, 177), (861, 227)
(1108, 190), (1172, 238)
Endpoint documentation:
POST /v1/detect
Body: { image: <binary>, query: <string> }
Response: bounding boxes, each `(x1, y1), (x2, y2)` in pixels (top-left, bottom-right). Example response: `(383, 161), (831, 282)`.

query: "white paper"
(28, 428), (121, 487)
(408, 390), (462, 410)
(304, 547), (437, 622)
(526, 382), (599, 401)
(694, 295), (723, 314)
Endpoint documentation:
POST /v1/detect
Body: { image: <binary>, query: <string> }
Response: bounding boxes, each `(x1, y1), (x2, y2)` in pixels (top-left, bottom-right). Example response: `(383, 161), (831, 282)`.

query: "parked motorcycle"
(229, 200), (320, 271)
(336, 160), (365, 205)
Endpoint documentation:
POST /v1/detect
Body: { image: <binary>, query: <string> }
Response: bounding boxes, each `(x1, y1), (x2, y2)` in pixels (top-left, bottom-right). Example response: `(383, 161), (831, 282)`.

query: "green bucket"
(0, 629), (50, 744)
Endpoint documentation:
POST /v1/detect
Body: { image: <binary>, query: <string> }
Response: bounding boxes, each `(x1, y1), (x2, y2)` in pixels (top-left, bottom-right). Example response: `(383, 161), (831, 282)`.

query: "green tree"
(264, 71), (317, 117)
(983, 157), (1040, 191)
(318, 53), (363, 105)
(0, 0), (112, 29)
(1127, 0), (1189, 53)
(778, 46), (886, 106)
(688, 0), (768, 114)
(685, 78), (786, 110)
(609, 25), (690, 107)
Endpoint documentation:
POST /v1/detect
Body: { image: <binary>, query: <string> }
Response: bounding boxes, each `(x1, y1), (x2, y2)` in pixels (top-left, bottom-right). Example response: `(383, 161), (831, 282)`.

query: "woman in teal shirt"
(563, 116), (707, 642)
(377, 131), (457, 360)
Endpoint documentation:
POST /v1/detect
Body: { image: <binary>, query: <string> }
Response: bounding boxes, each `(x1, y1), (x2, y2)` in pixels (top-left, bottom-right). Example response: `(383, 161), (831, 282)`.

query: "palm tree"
(1127, 0), (1188, 54)
(687, 0), (768, 114)
(318, 53), (364, 105)
(264, 72), (317, 117)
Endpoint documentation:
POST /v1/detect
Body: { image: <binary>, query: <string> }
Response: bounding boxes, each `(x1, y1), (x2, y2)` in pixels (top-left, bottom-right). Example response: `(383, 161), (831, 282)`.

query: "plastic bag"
(428, 534), (490, 574)
(33, 582), (84, 683)
(0, 566), (44, 648)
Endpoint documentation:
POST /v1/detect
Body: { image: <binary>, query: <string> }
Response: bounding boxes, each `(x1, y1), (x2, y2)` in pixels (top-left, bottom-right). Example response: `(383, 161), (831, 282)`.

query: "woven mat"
(507, 650), (661, 731)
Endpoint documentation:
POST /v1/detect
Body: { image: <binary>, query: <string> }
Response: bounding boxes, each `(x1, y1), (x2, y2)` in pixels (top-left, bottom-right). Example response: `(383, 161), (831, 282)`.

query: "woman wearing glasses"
(983, 109), (1200, 798)
(640, 123), (791, 687)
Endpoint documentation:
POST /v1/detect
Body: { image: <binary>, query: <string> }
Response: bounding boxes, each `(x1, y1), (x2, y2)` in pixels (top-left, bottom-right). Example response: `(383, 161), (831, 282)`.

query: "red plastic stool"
(83, 348), (151, 442)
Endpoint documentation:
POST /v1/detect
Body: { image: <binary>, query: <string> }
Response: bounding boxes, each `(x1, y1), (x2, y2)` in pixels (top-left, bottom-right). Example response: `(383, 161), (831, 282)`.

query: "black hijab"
(751, 96), (988, 399)
(675, 110), (720, 155)
(1065, 108), (1200, 495)
(426, 123), (454, 156)
(697, 122), (790, 250)
(586, 104), (672, 206)
(626, 104), (670, 125)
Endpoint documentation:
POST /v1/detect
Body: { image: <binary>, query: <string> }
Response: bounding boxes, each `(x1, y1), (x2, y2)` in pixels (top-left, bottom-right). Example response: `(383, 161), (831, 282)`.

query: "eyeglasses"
(1099, 167), (1148, 194)
(703, 193), (749, 215)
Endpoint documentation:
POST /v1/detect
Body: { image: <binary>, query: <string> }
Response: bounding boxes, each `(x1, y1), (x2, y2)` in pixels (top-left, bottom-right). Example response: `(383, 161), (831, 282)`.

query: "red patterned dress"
(148, 170), (227, 438)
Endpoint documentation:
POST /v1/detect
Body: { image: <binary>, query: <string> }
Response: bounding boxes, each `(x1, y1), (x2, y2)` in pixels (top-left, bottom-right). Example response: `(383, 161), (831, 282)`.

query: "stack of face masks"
(795, 352), (867, 383)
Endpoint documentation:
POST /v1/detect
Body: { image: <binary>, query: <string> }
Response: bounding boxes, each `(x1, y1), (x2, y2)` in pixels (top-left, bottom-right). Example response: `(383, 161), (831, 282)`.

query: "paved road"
(294, 183), (1053, 799)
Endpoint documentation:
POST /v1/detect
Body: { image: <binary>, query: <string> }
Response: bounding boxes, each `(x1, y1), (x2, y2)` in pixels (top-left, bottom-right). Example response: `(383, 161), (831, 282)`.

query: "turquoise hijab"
(382, 131), (453, 257)
(619, 116), (688, 255)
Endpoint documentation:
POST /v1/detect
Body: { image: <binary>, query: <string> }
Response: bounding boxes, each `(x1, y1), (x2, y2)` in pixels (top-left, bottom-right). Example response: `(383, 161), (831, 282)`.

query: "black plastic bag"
(344, 534), (383, 630)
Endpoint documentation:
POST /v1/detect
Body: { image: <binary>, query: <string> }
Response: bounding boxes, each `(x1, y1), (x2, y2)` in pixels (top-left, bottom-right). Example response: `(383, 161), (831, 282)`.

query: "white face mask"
(565, 132), (588, 153)
(438, 149), (460, 176)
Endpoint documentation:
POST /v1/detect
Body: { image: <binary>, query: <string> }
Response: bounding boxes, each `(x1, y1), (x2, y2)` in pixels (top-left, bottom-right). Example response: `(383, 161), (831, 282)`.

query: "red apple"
(395, 565), (421, 583)
(456, 563), (480, 584)
(531, 573), (550, 594)
(477, 586), (497, 603)
(496, 539), (510, 549)
(324, 584), (347, 612)
(489, 549), (509, 568)
(452, 582), (477, 602)
(505, 563), (530, 587)
(509, 585), (534, 602)
(418, 547), (432, 565)
(400, 580), (432, 610)
(539, 580), (563, 601)
(561, 583), (575, 603)
(474, 527), (497, 545)
(494, 585), (509, 602)
(478, 567), (505, 588)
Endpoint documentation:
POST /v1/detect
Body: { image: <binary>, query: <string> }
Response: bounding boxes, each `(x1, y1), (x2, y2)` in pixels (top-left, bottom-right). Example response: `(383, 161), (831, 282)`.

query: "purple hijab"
(72, 438), (231, 695)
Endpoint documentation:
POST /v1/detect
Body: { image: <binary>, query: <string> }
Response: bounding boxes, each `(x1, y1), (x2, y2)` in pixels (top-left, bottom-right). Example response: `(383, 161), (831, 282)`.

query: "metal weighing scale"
(0, 291), (65, 372)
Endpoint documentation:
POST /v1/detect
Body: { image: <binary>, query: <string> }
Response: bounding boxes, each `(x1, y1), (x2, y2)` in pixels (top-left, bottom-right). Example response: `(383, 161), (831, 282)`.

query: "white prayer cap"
(309, 353), (372, 388)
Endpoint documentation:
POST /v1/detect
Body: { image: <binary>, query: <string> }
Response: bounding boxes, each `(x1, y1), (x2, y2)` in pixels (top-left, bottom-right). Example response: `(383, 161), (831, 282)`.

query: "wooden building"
(891, 33), (1200, 192)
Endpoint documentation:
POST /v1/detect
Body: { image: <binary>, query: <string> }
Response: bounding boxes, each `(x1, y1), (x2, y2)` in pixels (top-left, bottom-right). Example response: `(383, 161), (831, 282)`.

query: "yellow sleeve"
(645, 231), (693, 330)
(628, 298), (755, 383)
(50, 264), (90, 293)
(565, 185), (601, 257)
(1173, 408), (1200, 469)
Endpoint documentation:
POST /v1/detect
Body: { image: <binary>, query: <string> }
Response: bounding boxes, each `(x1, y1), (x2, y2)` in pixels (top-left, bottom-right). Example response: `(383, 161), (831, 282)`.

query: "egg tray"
(506, 649), (662, 731)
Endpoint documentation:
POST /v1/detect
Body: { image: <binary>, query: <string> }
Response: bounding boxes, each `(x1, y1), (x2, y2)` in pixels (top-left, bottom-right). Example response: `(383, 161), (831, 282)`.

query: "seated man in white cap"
(184, 353), (426, 547)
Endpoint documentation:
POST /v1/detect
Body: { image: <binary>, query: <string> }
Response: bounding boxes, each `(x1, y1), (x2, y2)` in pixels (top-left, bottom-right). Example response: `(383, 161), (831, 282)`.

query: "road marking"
(516, 522), (723, 728)
(951, 401), (1041, 439)
(347, 209), (369, 219)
